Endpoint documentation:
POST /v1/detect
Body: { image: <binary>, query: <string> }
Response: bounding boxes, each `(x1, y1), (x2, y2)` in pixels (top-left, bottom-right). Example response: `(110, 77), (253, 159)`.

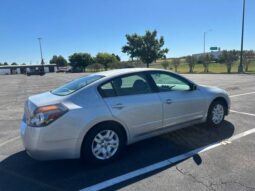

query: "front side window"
(150, 72), (190, 92)
(99, 73), (152, 97)
(51, 74), (104, 96)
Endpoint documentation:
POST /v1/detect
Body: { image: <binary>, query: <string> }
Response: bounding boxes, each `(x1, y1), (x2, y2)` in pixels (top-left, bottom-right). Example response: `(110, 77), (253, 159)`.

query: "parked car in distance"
(20, 68), (230, 164)
(56, 66), (71, 73)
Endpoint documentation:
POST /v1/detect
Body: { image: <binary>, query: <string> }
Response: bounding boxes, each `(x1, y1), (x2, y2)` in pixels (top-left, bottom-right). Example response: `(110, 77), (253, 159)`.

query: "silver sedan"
(20, 68), (230, 163)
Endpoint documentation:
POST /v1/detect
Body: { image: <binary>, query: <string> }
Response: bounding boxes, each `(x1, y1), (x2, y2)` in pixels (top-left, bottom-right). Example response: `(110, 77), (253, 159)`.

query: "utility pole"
(203, 32), (206, 54)
(37, 37), (45, 73)
(239, 0), (246, 73)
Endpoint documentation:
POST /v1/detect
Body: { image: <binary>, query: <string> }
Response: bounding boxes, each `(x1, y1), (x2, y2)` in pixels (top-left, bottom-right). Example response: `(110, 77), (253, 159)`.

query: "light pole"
(239, 0), (246, 73)
(37, 37), (45, 73)
(203, 29), (212, 54)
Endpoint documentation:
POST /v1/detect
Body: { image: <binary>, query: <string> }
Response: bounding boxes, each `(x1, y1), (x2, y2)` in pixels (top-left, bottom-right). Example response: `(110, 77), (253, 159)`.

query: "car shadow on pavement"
(0, 121), (234, 191)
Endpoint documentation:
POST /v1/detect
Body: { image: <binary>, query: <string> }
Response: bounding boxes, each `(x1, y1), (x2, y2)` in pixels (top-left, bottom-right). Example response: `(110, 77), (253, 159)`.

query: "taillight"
(28, 104), (68, 127)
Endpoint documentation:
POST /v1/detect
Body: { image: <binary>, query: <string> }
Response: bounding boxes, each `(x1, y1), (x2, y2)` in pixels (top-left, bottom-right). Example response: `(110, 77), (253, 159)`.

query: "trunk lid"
(28, 91), (64, 107)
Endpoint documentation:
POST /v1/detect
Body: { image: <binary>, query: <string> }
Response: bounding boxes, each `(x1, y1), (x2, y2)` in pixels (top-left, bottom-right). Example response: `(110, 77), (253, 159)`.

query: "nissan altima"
(20, 68), (230, 163)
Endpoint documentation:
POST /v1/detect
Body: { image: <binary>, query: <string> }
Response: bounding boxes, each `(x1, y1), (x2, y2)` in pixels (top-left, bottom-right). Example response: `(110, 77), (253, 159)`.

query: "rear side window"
(100, 83), (116, 97)
(51, 74), (104, 96)
(99, 73), (152, 97)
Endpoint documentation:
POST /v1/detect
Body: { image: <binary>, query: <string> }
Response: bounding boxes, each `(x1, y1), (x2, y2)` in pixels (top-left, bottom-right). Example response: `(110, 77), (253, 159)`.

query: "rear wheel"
(207, 100), (226, 127)
(81, 124), (125, 164)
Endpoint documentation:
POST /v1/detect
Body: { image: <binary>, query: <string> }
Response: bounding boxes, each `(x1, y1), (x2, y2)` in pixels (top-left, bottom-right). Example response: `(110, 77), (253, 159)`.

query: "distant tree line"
(0, 62), (31, 66)
(49, 52), (121, 72)
(0, 62), (18, 66)
(160, 50), (255, 74)
(47, 30), (169, 71)
(1, 30), (255, 74)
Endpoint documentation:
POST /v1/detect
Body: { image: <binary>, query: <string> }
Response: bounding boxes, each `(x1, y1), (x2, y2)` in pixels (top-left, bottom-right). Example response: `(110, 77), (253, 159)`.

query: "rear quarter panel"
(67, 87), (131, 155)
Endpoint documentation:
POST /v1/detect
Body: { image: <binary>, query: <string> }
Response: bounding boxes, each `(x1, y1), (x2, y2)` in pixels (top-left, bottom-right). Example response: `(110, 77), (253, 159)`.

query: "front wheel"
(81, 125), (125, 164)
(207, 101), (226, 127)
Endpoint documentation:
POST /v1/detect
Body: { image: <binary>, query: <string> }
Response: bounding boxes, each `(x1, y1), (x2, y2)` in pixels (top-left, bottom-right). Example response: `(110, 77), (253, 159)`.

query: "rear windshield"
(51, 74), (104, 96)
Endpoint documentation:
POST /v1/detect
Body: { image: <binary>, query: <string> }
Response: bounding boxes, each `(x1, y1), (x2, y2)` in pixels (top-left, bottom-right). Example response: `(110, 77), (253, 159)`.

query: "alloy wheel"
(91, 130), (119, 160)
(212, 104), (224, 125)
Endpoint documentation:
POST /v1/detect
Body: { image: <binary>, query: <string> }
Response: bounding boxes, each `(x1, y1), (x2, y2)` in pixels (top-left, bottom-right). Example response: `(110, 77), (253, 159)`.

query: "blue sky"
(0, 0), (254, 64)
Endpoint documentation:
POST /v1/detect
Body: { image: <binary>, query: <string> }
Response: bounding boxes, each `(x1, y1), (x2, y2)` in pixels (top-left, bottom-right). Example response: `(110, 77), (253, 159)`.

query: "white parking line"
(0, 136), (20, 148)
(230, 110), (255, 117)
(230, 91), (255, 98)
(80, 127), (255, 191)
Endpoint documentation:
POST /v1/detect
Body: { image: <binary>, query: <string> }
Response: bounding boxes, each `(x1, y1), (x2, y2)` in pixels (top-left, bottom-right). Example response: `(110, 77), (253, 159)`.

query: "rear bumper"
(20, 120), (80, 160)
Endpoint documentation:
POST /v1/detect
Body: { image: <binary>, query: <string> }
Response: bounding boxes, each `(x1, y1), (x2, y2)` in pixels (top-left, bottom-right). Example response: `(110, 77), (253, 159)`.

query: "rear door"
(98, 73), (163, 137)
(149, 71), (206, 127)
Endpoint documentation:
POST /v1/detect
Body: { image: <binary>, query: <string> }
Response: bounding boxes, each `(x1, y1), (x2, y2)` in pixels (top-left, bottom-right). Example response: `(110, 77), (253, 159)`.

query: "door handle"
(165, 99), (172, 104)
(111, 103), (125, 109)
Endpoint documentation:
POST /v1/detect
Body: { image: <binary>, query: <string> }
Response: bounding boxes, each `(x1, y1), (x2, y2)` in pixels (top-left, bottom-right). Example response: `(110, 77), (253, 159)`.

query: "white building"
(0, 64), (57, 75)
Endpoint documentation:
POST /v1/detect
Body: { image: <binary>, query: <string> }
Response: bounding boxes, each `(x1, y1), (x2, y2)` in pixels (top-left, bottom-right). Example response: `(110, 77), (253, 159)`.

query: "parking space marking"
(80, 127), (255, 191)
(230, 91), (255, 98)
(0, 136), (20, 148)
(230, 110), (255, 117)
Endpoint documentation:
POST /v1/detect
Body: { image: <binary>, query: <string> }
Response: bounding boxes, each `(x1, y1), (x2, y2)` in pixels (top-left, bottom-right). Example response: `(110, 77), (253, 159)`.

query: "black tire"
(81, 124), (125, 164)
(207, 100), (226, 128)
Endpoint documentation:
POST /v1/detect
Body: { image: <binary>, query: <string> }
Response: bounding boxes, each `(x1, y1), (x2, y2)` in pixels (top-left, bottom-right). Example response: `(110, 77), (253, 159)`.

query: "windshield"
(51, 74), (104, 96)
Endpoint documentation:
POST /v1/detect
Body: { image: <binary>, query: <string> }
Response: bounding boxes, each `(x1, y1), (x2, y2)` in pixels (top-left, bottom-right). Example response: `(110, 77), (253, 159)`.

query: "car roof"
(96, 68), (166, 78)
(93, 68), (196, 87)
(73, 68), (196, 94)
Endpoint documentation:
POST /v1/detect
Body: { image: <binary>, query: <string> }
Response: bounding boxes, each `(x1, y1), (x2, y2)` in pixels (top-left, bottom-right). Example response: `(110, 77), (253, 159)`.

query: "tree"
(161, 60), (170, 69)
(122, 30), (168, 68)
(50, 55), (68, 68)
(69, 53), (93, 72)
(122, 33), (143, 61)
(112, 54), (121, 61)
(243, 50), (255, 72)
(0, 62), (2, 66)
(186, 55), (197, 73)
(95, 52), (118, 70)
(219, 50), (239, 73)
(3, 62), (8, 65)
(172, 58), (180, 72)
(202, 53), (211, 73)
(21, 63), (26, 65)
(11, 62), (17, 65)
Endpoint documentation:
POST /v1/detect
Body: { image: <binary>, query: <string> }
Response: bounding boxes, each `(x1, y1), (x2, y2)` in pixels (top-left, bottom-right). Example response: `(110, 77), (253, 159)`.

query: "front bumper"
(20, 120), (80, 160)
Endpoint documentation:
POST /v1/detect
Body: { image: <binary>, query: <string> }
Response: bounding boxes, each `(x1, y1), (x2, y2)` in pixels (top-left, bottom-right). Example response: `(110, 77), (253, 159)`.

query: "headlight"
(28, 104), (68, 127)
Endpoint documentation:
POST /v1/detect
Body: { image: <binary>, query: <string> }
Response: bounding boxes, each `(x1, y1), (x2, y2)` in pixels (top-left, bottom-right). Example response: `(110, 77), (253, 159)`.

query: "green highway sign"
(210, 47), (220, 51)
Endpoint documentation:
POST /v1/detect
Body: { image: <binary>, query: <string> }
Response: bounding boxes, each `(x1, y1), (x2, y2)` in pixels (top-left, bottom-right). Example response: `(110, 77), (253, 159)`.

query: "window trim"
(97, 81), (118, 98)
(147, 71), (194, 92)
(97, 72), (155, 98)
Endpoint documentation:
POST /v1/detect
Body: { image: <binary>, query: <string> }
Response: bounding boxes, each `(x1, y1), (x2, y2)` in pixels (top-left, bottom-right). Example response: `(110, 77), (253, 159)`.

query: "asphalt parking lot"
(0, 73), (255, 191)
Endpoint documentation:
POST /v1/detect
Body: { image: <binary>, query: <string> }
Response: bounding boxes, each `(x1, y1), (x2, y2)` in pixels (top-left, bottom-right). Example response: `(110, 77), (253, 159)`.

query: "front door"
(149, 71), (206, 127)
(99, 73), (163, 137)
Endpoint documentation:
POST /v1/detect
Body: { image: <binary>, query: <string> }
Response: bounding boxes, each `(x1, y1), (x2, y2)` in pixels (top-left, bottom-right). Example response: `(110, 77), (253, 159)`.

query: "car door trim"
(134, 117), (204, 138)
